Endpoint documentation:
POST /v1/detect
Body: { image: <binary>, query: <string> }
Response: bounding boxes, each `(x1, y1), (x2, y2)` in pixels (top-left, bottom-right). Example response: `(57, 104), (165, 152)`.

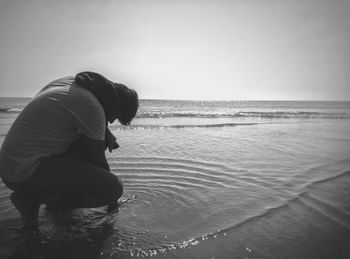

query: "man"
(0, 71), (138, 230)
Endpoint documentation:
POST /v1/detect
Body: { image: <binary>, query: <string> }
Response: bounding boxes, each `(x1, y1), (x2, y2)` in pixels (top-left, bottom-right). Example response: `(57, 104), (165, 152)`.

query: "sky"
(0, 0), (349, 100)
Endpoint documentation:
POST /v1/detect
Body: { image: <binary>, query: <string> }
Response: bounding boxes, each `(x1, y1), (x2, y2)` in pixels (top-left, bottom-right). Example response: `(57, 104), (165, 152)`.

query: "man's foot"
(10, 192), (40, 229)
(106, 201), (120, 213)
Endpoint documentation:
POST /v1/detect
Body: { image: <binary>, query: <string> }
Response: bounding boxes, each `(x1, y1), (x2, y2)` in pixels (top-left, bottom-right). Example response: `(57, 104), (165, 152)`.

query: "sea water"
(0, 98), (350, 258)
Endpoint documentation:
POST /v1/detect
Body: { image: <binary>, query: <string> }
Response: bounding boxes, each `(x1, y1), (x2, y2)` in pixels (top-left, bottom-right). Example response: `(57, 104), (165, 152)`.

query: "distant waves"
(1, 105), (347, 120)
(136, 110), (348, 119)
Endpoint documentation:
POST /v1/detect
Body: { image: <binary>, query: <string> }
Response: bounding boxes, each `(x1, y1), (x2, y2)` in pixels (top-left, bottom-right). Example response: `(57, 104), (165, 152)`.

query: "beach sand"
(164, 171), (350, 259)
(1, 171), (349, 258)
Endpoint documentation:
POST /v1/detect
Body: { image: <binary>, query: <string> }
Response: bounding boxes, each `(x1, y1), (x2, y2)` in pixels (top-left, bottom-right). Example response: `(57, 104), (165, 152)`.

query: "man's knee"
(106, 174), (123, 200)
(114, 176), (123, 199)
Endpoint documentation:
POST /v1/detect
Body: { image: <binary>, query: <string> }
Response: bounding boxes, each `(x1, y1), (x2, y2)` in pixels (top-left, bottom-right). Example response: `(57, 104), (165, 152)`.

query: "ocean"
(0, 98), (350, 258)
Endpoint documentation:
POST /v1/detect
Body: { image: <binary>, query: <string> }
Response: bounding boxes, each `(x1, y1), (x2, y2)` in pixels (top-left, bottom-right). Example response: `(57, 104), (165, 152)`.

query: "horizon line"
(1, 96), (350, 102)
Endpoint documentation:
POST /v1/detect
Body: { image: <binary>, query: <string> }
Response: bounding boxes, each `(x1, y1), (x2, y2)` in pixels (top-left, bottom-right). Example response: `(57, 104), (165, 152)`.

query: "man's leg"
(8, 156), (123, 228)
(10, 191), (40, 229)
(29, 156), (123, 209)
(3, 179), (41, 229)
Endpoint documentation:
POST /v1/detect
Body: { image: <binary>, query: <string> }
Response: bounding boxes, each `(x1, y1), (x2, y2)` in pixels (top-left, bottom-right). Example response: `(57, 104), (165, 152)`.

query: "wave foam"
(136, 111), (347, 119)
(0, 104), (347, 120)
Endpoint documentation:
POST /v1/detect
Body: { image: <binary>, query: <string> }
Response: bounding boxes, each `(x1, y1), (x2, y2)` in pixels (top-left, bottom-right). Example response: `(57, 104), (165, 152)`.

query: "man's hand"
(105, 127), (119, 152)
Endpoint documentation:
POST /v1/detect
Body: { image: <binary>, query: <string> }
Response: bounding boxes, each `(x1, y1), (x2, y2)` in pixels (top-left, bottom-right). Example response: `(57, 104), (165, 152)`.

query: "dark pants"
(3, 139), (123, 209)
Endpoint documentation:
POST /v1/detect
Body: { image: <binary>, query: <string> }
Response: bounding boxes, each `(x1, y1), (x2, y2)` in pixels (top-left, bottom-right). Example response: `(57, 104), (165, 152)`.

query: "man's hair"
(113, 83), (139, 125)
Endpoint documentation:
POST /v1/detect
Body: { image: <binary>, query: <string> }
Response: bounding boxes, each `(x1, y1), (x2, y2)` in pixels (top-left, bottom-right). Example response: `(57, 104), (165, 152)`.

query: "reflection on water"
(1, 100), (350, 258)
(1, 170), (350, 258)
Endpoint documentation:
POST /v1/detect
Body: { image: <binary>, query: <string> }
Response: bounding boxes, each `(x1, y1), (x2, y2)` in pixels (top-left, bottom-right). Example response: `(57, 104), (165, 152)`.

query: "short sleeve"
(72, 103), (106, 141)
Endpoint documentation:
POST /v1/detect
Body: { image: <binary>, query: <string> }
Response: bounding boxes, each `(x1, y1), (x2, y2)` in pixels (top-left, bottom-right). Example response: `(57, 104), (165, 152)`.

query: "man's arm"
(81, 134), (110, 171)
(105, 127), (119, 152)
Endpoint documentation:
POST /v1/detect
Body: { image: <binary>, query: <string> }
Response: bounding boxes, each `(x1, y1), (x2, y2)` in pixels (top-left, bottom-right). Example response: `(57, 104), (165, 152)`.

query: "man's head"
(75, 71), (139, 125)
(111, 83), (139, 125)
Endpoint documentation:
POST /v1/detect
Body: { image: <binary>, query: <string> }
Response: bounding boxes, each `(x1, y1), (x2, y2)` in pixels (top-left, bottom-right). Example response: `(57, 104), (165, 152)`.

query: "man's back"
(0, 76), (105, 182)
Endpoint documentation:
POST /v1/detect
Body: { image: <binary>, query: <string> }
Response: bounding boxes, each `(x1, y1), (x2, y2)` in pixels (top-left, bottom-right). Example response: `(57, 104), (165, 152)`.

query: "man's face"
(108, 111), (119, 124)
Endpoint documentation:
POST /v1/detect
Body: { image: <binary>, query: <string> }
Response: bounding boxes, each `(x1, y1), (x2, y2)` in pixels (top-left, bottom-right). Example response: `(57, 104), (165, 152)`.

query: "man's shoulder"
(36, 77), (100, 108)
(38, 76), (75, 94)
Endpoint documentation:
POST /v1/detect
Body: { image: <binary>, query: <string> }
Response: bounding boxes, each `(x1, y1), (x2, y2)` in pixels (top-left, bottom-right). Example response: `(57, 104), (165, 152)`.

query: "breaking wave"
(0, 106), (24, 113)
(114, 123), (259, 130)
(1, 103), (348, 120)
(136, 111), (348, 119)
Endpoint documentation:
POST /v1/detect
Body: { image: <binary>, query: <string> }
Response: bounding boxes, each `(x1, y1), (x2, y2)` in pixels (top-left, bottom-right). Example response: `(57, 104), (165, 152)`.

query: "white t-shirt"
(0, 76), (106, 183)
